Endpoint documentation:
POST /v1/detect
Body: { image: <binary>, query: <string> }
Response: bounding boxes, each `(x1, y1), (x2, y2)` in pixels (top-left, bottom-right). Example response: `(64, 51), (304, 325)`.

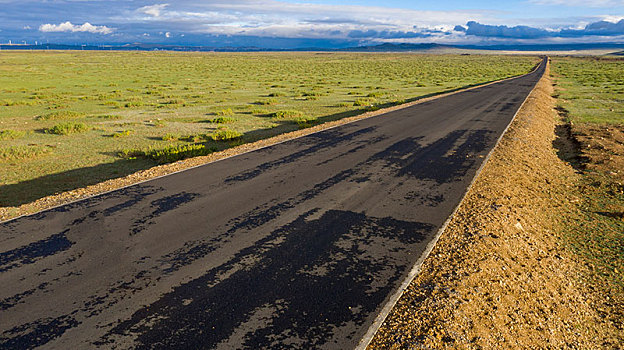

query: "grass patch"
(0, 129), (26, 140)
(250, 108), (268, 115)
(210, 129), (243, 141)
(119, 143), (218, 164)
(161, 133), (179, 141)
(46, 122), (90, 135)
(111, 130), (133, 138)
(0, 145), (51, 161)
(215, 108), (234, 116)
(271, 110), (304, 119)
(151, 119), (167, 128)
(94, 114), (123, 120)
(354, 98), (376, 106)
(254, 98), (278, 105)
(37, 110), (84, 120)
(208, 117), (235, 124)
(293, 117), (316, 129)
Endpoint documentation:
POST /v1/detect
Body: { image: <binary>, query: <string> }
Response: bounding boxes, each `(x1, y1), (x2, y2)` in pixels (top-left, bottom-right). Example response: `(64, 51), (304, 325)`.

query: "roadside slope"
(369, 62), (621, 348)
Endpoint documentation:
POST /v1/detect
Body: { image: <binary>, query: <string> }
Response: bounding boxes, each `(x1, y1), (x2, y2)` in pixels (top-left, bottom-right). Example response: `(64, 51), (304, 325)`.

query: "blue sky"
(1, 0), (623, 48)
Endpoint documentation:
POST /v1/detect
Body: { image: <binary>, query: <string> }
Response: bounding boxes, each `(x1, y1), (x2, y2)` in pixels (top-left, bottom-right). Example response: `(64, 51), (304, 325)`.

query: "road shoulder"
(368, 62), (621, 348)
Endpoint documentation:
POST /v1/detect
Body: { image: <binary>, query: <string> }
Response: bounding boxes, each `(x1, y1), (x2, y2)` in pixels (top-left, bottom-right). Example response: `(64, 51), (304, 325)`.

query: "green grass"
(111, 129), (134, 138)
(210, 129), (243, 141)
(94, 114), (123, 120)
(0, 51), (538, 206)
(552, 57), (624, 124)
(552, 56), (624, 318)
(0, 145), (51, 161)
(214, 108), (234, 116)
(46, 122), (90, 135)
(0, 129), (26, 140)
(119, 143), (218, 164)
(208, 117), (235, 124)
(161, 133), (179, 141)
(271, 110), (304, 119)
(37, 110), (84, 120)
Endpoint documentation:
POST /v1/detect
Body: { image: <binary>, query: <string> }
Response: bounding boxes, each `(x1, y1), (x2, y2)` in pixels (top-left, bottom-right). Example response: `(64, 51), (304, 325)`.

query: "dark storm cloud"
(461, 19), (624, 39)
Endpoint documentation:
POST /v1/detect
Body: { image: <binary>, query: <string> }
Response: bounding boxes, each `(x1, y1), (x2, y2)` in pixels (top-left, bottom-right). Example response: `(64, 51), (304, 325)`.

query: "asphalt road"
(0, 58), (545, 349)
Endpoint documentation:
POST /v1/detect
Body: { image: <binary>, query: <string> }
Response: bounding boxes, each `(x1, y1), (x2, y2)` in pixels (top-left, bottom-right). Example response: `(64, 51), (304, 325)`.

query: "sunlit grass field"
(551, 56), (624, 312)
(552, 56), (624, 124)
(0, 51), (538, 206)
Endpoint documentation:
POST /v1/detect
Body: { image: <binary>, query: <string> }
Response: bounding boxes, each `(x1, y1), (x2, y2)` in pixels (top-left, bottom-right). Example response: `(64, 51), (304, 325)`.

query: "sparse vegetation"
(37, 110), (84, 120)
(46, 122), (90, 135)
(161, 133), (179, 141)
(254, 98), (278, 105)
(0, 51), (537, 206)
(208, 117), (235, 124)
(215, 108), (234, 116)
(293, 117), (316, 129)
(552, 56), (624, 332)
(0, 145), (51, 161)
(210, 129), (243, 141)
(111, 129), (133, 138)
(0, 129), (26, 140)
(94, 114), (123, 120)
(354, 98), (375, 106)
(271, 110), (304, 119)
(553, 57), (624, 124)
(119, 143), (218, 164)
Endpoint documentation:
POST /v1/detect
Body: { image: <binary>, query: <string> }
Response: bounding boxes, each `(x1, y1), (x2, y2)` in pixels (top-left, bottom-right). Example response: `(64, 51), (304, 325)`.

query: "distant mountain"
(0, 43), (273, 52)
(457, 43), (624, 51)
(1, 42), (624, 53)
(338, 43), (451, 52)
(342, 42), (624, 52)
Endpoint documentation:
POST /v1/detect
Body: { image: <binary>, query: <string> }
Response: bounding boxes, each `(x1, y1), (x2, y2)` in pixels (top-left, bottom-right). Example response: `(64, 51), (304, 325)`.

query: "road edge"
(355, 57), (548, 350)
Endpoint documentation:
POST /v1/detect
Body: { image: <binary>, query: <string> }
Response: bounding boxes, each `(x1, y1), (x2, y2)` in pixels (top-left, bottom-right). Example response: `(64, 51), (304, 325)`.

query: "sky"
(1, 0), (624, 48)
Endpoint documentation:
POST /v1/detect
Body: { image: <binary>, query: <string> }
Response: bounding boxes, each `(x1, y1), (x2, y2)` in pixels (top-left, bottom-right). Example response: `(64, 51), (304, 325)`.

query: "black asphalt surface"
(0, 58), (546, 349)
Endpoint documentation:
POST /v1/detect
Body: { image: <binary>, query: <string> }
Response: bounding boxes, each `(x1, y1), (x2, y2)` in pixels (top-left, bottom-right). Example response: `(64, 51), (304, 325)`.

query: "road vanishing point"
(0, 58), (546, 349)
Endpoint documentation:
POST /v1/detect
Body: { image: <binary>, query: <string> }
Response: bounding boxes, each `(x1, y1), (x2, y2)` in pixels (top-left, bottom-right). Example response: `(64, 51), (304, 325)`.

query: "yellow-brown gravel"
(368, 62), (621, 349)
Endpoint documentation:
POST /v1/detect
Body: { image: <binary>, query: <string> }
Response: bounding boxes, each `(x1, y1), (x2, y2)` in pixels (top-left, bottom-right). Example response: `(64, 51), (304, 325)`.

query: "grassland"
(0, 51), (538, 206)
(553, 56), (624, 124)
(551, 56), (624, 328)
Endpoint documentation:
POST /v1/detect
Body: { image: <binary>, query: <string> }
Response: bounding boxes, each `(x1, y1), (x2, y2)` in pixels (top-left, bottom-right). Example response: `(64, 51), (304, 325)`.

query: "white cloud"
(39, 21), (114, 34)
(126, 0), (489, 41)
(165, 31), (171, 38)
(138, 3), (169, 17)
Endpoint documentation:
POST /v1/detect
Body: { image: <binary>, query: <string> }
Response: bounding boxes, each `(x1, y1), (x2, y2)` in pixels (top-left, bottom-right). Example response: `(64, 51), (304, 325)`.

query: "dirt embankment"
(369, 63), (622, 348)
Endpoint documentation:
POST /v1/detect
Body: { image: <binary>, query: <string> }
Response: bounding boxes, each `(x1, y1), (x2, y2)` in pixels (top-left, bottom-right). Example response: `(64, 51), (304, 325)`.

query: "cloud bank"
(0, 0), (622, 48)
(460, 19), (624, 39)
(39, 22), (114, 35)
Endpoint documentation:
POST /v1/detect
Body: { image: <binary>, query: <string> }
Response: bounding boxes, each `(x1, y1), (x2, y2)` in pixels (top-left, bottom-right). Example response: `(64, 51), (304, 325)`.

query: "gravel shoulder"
(368, 62), (622, 348)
